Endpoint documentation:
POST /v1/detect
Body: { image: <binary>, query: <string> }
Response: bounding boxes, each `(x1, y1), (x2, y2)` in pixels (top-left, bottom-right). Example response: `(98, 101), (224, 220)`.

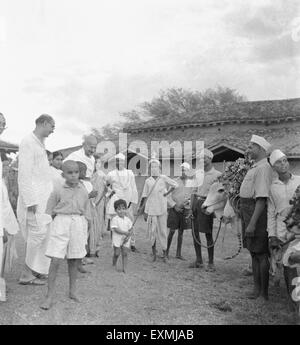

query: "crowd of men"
(0, 113), (299, 321)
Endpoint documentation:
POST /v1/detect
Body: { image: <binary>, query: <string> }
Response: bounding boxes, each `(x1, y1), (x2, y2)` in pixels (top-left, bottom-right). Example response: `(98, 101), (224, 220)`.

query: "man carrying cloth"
(239, 134), (273, 301)
(189, 148), (222, 272)
(267, 149), (300, 309)
(166, 162), (194, 260)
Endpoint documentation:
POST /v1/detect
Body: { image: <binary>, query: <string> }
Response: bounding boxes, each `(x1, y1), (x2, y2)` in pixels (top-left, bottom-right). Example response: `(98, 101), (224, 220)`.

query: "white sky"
(0, 0), (299, 151)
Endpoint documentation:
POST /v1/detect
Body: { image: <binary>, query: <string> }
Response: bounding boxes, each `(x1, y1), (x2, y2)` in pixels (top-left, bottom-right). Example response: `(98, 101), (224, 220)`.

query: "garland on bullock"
(219, 156), (254, 215)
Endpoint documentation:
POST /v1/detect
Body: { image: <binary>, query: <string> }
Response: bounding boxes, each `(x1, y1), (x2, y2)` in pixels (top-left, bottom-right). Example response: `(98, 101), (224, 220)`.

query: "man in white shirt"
(65, 135), (97, 178)
(18, 115), (55, 285)
(268, 149), (300, 310)
(190, 149), (222, 272)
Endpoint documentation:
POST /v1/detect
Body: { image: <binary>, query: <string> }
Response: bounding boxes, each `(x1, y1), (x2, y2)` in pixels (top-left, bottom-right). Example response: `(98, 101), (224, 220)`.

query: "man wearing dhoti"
(64, 135), (97, 179)
(64, 135), (98, 261)
(90, 157), (107, 255)
(106, 153), (138, 251)
(18, 115), (55, 285)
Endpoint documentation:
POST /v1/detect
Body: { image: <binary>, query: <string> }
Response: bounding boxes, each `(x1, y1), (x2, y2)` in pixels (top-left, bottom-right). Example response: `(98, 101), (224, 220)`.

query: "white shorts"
(112, 232), (131, 249)
(46, 214), (87, 259)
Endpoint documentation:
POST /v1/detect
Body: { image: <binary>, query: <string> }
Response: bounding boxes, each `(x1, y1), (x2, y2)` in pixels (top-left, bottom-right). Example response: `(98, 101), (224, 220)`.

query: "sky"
(0, 0), (299, 151)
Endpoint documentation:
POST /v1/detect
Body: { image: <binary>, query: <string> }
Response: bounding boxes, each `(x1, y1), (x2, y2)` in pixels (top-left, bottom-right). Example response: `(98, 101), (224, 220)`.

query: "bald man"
(18, 114), (55, 285)
(65, 135), (97, 178)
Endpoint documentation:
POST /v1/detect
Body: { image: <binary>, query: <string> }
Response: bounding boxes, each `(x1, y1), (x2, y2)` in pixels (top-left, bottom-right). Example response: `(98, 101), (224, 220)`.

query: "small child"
(111, 199), (133, 273)
(40, 160), (89, 310)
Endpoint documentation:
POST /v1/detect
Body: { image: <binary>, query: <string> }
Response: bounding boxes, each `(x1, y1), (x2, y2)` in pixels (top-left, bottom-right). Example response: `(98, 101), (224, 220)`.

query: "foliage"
(91, 86), (247, 140)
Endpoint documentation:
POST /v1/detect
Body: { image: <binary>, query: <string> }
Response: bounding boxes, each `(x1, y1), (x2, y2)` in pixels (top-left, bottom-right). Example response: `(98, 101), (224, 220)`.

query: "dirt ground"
(0, 218), (296, 325)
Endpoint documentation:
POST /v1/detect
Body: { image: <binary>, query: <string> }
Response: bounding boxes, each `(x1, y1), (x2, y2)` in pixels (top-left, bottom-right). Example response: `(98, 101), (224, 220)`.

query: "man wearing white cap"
(267, 149), (300, 310)
(239, 134), (273, 301)
(189, 148), (222, 271)
(166, 162), (194, 260)
(106, 152), (138, 251)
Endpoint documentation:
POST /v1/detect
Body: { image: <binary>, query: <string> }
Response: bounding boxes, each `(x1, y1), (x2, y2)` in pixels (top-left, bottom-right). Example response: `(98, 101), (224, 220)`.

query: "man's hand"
(174, 204), (183, 213)
(3, 229), (9, 243)
(289, 252), (300, 265)
(27, 205), (37, 214)
(143, 213), (148, 222)
(245, 222), (255, 236)
(269, 236), (280, 251)
(89, 190), (98, 199)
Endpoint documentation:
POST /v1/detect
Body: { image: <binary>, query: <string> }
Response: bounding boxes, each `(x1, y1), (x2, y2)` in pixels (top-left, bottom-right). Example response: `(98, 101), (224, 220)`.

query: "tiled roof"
(125, 98), (300, 132)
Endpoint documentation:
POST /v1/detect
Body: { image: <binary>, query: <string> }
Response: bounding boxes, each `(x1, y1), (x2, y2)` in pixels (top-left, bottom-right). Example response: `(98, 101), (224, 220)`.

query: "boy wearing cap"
(268, 149), (300, 309)
(190, 148), (222, 272)
(166, 162), (194, 260)
(239, 135), (273, 301)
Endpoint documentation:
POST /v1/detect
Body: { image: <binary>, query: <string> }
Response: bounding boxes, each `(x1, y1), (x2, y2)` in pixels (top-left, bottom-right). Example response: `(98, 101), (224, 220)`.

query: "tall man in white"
(65, 135), (97, 178)
(106, 153), (138, 251)
(18, 115), (55, 285)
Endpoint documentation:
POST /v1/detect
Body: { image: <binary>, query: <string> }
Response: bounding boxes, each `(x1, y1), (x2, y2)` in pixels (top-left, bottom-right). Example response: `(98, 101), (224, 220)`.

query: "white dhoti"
(147, 214), (168, 250)
(25, 212), (52, 274)
(17, 132), (53, 277)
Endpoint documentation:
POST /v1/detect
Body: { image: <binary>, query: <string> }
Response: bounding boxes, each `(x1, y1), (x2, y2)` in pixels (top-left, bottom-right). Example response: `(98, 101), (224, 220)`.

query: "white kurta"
(17, 133), (53, 275)
(106, 168), (138, 216)
(2, 180), (19, 275)
(64, 148), (95, 178)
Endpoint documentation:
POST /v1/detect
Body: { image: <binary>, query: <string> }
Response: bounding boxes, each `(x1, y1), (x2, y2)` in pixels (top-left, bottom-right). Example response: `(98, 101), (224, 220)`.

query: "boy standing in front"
(111, 199), (133, 273)
(40, 160), (89, 310)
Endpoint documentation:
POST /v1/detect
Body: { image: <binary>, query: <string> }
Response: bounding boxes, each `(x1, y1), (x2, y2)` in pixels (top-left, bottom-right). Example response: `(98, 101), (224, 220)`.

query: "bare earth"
(0, 218), (295, 325)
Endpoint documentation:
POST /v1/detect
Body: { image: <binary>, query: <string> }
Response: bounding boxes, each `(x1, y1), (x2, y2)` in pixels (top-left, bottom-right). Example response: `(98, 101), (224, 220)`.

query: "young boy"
(111, 199), (133, 273)
(40, 160), (89, 310)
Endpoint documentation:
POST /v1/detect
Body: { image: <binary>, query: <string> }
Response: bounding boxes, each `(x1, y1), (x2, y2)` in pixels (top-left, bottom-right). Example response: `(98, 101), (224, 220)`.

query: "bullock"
(201, 181), (243, 260)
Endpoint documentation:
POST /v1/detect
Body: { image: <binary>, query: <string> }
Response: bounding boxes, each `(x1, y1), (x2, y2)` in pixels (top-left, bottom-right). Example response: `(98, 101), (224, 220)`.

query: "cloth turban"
(180, 162), (191, 170)
(269, 149), (286, 166)
(115, 153), (126, 160)
(250, 135), (271, 151)
(200, 148), (213, 159)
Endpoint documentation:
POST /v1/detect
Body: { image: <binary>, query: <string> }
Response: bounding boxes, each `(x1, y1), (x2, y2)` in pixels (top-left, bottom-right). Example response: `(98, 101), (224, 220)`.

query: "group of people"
(0, 113), (299, 320)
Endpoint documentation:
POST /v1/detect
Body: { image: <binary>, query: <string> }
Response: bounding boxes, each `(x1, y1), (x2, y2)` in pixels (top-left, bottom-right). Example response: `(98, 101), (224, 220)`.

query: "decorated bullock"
(201, 156), (254, 259)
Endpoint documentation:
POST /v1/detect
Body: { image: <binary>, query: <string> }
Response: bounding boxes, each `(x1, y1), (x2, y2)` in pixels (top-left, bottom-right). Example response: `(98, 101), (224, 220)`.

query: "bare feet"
(175, 255), (186, 261)
(78, 265), (90, 274)
(69, 293), (80, 302)
(40, 297), (53, 310)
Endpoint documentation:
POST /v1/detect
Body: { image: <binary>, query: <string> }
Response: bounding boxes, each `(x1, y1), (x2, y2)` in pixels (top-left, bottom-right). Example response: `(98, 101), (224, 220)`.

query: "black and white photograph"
(0, 0), (300, 328)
